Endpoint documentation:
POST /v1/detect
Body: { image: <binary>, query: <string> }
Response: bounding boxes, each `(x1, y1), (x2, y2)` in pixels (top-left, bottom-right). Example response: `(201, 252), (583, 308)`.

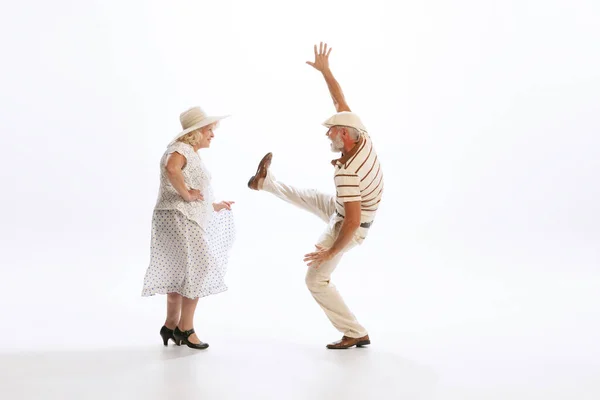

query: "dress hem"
(141, 285), (228, 300)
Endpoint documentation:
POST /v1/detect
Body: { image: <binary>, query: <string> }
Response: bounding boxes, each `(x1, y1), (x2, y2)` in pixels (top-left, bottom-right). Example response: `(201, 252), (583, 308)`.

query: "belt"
(336, 212), (373, 229)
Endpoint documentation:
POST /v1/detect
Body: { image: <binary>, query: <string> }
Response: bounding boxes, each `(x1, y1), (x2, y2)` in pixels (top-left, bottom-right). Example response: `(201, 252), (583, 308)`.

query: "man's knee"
(305, 271), (329, 293)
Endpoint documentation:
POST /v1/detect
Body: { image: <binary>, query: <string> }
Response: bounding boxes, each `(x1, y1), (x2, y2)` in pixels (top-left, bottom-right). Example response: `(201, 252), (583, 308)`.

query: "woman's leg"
(178, 296), (201, 344)
(165, 292), (182, 329)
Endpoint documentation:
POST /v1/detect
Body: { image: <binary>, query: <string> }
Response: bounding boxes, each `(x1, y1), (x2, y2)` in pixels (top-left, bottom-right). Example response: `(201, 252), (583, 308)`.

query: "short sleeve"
(165, 142), (190, 164)
(335, 168), (361, 202)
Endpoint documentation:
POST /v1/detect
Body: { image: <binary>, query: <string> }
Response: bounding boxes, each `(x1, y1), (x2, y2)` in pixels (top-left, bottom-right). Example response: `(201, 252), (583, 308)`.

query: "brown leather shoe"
(247, 152), (272, 190)
(326, 335), (371, 349)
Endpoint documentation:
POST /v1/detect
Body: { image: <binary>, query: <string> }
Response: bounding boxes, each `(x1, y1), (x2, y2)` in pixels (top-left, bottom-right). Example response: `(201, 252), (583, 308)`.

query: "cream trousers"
(263, 171), (367, 338)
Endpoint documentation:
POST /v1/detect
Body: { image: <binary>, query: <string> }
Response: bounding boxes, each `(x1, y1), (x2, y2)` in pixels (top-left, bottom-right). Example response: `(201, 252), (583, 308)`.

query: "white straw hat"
(322, 111), (367, 133)
(169, 106), (229, 145)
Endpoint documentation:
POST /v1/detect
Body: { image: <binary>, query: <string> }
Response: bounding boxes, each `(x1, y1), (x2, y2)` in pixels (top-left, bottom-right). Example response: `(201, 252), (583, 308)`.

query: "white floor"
(1, 200), (599, 400)
(1, 333), (598, 400)
(1, 228), (599, 400)
(0, 339), (437, 400)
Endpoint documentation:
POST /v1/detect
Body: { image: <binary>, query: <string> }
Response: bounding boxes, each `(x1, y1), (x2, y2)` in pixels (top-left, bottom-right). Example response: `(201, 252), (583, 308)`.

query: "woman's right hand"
(186, 189), (204, 202)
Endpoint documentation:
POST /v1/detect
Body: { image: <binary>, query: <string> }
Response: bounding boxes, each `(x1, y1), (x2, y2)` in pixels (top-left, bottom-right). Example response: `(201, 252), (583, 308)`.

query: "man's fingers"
(314, 44), (318, 58)
(306, 61), (315, 67)
(326, 47), (332, 57)
(304, 253), (327, 264)
(323, 43), (328, 55)
(319, 41), (323, 55)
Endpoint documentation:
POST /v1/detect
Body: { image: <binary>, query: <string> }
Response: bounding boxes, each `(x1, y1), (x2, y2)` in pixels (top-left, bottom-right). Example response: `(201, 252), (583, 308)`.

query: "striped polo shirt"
(333, 132), (383, 226)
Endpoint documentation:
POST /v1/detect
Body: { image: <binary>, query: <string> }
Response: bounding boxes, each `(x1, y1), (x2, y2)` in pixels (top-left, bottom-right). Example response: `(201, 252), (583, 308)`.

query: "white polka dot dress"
(142, 142), (236, 299)
(142, 209), (236, 299)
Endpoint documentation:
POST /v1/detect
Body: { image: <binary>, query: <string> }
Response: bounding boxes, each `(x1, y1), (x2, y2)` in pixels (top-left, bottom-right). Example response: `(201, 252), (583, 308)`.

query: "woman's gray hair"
(178, 130), (202, 146)
(177, 122), (219, 147)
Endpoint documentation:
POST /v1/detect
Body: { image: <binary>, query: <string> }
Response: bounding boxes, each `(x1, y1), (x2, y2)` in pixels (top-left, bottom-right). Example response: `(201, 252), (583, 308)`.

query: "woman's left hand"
(213, 200), (235, 212)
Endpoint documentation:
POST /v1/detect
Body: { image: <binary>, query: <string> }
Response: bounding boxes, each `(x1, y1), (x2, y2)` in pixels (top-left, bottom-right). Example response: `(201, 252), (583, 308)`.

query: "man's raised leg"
(248, 152), (335, 223)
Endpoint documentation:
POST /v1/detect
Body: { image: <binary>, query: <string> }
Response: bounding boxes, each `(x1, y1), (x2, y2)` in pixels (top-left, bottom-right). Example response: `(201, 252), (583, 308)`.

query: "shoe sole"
(327, 340), (371, 349)
(185, 343), (209, 350)
(248, 152), (272, 189)
(174, 339), (209, 349)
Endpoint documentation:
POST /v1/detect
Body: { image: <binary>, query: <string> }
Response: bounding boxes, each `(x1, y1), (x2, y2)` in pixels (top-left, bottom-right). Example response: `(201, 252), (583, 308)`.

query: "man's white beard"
(330, 136), (344, 153)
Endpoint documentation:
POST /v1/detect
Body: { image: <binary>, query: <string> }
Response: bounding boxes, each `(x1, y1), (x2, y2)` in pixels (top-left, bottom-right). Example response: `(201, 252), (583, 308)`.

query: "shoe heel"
(160, 325), (175, 347)
(356, 340), (371, 347)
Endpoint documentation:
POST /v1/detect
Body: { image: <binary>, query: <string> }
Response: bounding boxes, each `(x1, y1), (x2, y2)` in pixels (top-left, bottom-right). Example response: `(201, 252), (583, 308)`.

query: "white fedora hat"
(169, 106), (229, 145)
(322, 111), (367, 133)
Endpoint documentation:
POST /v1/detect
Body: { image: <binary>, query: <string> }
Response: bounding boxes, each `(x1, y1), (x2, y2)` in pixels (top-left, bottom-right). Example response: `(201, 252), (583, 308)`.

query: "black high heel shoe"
(160, 325), (176, 346)
(173, 327), (209, 350)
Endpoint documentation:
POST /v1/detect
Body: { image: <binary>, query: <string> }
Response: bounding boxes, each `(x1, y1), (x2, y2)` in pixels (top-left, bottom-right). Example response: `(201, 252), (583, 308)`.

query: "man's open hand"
(306, 42), (332, 73)
(303, 244), (335, 268)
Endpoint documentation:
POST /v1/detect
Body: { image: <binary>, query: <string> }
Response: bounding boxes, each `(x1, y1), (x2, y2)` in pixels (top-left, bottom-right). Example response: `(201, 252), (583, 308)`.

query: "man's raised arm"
(306, 42), (351, 112)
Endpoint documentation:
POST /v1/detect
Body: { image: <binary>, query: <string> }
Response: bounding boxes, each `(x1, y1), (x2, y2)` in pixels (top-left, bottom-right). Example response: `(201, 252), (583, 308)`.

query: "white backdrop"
(0, 0), (599, 398)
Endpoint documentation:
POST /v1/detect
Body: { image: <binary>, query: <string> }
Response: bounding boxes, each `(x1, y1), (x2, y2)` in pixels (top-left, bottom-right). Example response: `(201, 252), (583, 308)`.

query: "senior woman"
(142, 106), (236, 350)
